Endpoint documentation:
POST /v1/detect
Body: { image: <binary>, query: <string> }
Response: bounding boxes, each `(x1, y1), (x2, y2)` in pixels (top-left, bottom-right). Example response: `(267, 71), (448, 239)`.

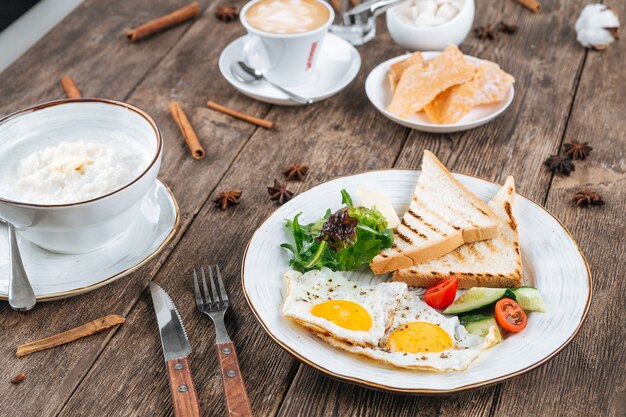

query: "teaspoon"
(231, 61), (314, 105)
(2, 220), (35, 311)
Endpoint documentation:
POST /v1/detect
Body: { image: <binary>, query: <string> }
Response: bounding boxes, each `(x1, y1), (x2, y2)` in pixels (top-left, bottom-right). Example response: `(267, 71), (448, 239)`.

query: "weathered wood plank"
(0, 1), (273, 416)
(492, 1), (626, 415)
(275, 0), (594, 415)
(0, 0), (198, 115)
(55, 24), (410, 417)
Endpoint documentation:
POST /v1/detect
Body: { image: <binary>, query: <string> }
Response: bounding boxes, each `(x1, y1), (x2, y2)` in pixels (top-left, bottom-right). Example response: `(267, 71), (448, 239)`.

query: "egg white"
(282, 269), (407, 347)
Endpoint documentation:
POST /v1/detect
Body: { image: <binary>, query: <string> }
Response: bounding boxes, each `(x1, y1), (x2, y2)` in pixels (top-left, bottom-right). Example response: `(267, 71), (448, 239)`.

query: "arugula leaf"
(341, 189), (353, 207)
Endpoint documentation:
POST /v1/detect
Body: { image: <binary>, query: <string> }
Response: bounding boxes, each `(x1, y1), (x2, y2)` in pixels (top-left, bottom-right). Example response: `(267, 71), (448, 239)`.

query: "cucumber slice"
(512, 287), (547, 312)
(443, 287), (516, 315)
(460, 313), (492, 326)
(460, 314), (503, 343)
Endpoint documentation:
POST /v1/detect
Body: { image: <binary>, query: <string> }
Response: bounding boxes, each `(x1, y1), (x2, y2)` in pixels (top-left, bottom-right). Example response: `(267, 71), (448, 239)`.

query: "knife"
(150, 282), (201, 417)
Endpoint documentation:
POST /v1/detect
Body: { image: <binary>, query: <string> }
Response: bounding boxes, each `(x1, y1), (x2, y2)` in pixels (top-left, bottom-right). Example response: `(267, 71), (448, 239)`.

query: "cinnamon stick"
(207, 100), (274, 129)
(16, 314), (125, 357)
(512, 0), (541, 12)
(126, 2), (201, 42)
(60, 76), (81, 98)
(169, 100), (206, 160)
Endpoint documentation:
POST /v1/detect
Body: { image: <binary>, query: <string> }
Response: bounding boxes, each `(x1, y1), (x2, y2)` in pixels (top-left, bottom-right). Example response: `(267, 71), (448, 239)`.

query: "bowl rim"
(388, 0), (473, 33)
(0, 98), (162, 208)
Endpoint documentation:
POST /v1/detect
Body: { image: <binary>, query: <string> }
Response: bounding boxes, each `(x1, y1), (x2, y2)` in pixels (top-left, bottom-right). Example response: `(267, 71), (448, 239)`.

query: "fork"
(193, 265), (253, 417)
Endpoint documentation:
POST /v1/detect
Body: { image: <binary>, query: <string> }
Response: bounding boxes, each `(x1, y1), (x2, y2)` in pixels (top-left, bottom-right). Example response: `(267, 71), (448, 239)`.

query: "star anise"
(283, 163), (309, 181)
(563, 141), (593, 160)
(572, 189), (605, 207)
(498, 21), (519, 34)
(267, 179), (294, 205)
(544, 154), (575, 176)
(215, 6), (238, 22)
(474, 24), (497, 40)
(214, 190), (242, 210)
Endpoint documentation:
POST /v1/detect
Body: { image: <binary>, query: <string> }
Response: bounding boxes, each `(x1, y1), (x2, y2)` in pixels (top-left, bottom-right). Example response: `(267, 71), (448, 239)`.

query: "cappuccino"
(245, 0), (330, 34)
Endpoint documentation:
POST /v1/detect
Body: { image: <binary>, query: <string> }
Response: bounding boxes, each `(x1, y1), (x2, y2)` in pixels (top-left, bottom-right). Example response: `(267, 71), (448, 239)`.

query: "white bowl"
(0, 99), (162, 254)
(386, 0), (475, 51)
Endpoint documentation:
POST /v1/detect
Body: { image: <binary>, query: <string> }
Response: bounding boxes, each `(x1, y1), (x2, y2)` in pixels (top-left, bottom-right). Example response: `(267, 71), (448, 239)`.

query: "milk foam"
(245, 0), (330, 34)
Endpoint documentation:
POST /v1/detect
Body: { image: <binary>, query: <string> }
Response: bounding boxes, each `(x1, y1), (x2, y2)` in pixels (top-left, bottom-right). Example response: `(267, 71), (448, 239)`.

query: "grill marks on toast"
(388, 197), (459, 261)
(399, 220), (428, 240)
(472, 204), (490, 218)
(408, 199), (452, 237)
(406, 209), (445, 237)
(397, 230), (413, 244)
(410, 195), (469, 235)
(465, 244), (485, 261)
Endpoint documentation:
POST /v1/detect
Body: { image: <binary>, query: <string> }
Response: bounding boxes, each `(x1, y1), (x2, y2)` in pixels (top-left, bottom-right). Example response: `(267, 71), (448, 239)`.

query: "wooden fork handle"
(166, 357), (201, 417)
(216, 342), (253, 417)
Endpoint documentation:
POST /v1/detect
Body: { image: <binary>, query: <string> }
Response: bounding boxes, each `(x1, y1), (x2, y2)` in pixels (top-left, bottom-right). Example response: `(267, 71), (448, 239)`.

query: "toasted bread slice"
(392, 176), (522, 288)
(370, 151), (499, 274)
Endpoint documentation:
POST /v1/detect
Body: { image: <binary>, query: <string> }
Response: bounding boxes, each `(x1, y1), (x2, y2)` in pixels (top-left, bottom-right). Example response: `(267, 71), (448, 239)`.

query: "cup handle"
(242, 35), (273, 70)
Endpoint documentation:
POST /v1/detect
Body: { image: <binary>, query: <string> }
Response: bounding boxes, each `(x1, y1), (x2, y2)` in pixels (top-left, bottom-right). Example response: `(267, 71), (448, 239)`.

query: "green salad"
(281, 190), (394, 272)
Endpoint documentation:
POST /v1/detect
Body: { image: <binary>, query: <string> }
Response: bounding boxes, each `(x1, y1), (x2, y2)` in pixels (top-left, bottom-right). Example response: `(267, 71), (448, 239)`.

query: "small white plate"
(242, 170), (591, 394)
(366, 53), (515, 133)
(0, 180), (179, 301)
(219, 34), (361, 106)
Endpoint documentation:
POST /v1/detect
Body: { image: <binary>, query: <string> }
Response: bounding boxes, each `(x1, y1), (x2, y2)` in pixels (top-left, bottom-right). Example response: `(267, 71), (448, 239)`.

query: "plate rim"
(0, 179), (180, 302)
(365, 52), (515, 132)
(240, 168), (592, 394)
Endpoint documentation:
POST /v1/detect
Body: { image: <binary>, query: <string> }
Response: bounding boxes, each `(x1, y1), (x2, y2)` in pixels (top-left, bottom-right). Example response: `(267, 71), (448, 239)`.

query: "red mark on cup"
(306, 41), (318, 70)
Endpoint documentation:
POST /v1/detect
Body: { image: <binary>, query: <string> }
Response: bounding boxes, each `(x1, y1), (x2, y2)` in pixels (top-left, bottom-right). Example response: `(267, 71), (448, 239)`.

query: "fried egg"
(283, 270), (498, 372)
(282, 269), (407, 347)
(317, 289), (499, 372)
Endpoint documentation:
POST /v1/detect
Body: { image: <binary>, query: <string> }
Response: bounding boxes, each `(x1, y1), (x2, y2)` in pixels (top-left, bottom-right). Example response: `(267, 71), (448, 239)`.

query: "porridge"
(1, 139), (147, 204)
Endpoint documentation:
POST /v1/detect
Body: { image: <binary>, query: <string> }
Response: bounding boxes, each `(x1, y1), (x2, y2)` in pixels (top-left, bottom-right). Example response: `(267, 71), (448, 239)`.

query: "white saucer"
(366, 52), (515, 133)
(219, 34), (361, 106)
(0, 180), (179, 301)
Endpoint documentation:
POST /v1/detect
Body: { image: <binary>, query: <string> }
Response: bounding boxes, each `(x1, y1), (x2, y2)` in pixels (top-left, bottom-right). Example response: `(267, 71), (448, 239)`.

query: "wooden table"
(0, 0), (624, 416)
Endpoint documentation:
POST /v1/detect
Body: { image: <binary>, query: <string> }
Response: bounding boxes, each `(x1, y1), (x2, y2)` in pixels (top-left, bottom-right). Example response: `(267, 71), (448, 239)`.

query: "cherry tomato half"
(495, 298), (528, 332)
(424, 276), (458, 310)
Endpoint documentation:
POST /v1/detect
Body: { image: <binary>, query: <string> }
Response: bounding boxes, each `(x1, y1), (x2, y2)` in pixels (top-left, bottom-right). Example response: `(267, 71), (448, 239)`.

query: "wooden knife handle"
(166, 357), (201, 417)
(216, 342), (253, 417)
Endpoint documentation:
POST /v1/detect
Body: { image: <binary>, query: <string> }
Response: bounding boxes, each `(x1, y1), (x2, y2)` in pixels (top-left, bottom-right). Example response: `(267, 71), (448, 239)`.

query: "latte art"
(245, 0), (330, 34)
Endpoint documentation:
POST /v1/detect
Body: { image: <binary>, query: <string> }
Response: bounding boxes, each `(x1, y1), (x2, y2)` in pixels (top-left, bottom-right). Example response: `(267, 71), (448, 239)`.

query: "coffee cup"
(240, 0), (335, 87)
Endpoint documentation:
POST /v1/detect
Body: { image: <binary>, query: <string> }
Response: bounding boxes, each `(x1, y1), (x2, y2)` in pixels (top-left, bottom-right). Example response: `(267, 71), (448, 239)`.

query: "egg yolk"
(311, 300), (372, 331)
(386, 322), (453, 354)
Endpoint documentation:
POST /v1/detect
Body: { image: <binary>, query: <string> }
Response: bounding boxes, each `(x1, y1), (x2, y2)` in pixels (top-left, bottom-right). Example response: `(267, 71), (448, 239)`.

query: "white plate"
(365, 53), (515, 133)
(219, 34), (361, 106)
(242, 170), (591, 393)
(0, 180), (179, 301)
